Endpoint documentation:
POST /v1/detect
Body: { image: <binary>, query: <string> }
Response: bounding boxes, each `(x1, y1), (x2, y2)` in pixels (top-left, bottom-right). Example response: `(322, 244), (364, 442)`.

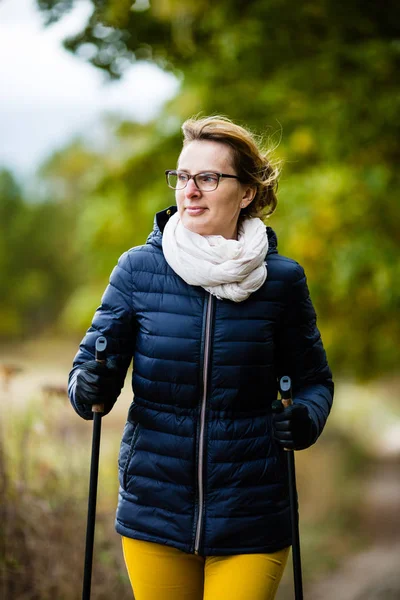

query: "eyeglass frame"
(165, 169), (241, 191)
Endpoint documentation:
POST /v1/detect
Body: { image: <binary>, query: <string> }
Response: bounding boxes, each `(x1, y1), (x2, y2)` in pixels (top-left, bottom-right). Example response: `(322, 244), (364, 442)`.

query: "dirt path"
(307, 542), (400, 599)
(306, 458), (400, 599)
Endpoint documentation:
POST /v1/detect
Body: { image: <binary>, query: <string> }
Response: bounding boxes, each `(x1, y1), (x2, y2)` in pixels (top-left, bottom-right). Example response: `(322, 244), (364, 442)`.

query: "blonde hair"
(181, 115), (279, 219)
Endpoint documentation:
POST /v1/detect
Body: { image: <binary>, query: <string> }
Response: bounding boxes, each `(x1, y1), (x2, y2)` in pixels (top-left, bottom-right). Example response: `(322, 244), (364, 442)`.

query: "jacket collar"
(156, 205), (178, 233)
(148, 205), (278, 255)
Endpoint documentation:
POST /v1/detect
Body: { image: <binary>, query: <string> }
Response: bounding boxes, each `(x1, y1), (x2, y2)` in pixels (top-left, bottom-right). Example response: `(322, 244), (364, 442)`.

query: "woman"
(69, 116), (333, 600)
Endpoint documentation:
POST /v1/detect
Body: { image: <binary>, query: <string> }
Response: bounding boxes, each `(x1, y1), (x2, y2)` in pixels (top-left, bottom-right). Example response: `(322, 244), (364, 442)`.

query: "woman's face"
(175, 140), (254, 239)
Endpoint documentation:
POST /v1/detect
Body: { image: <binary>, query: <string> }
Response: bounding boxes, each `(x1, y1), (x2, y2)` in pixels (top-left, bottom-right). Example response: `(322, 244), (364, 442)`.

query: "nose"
(185, 177), (201, 198)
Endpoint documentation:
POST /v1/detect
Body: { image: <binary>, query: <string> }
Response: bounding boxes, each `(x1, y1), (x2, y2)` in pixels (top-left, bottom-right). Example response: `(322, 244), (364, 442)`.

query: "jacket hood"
(147, 205), (278, 255)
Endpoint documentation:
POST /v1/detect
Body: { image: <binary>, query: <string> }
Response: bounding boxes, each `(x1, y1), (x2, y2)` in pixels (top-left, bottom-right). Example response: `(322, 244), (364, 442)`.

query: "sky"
(0, 0), (179, 178)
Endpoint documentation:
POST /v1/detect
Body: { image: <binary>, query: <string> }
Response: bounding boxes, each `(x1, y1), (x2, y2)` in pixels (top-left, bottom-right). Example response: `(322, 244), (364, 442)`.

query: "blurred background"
(1, 0), (399, 598)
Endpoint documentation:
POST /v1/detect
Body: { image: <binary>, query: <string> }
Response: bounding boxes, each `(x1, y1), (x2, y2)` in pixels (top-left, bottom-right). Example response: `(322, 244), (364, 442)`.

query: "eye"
(198, 173), (218, 184)
(177, 172), (189, 182)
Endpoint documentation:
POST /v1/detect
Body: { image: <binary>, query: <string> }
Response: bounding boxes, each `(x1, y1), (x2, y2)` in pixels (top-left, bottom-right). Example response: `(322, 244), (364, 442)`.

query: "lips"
(185, 206), (207, 216)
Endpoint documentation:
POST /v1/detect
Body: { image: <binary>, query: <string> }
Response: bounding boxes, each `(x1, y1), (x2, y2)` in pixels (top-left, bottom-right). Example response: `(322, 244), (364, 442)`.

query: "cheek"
(211, 193), (240, 216)
(175, 191), (184, 210)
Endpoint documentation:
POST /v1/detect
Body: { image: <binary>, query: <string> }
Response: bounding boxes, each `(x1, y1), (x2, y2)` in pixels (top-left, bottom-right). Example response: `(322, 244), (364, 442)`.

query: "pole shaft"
(287, 451), (304, 600)
(82, 411), (102, 600)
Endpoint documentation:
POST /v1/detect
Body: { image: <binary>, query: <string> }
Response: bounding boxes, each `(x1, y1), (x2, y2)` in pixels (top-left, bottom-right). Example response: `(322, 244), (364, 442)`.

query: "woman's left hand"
(272, 404), (317, 450)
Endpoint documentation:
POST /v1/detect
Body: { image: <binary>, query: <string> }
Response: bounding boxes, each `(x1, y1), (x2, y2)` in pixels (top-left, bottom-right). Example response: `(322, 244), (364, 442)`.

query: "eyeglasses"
(165, 170), (241, 192)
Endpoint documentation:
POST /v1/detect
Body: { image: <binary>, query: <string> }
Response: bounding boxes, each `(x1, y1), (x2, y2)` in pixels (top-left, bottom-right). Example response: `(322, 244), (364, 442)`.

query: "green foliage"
(276, 163), (400, 377)
(0, 169), (78, 338)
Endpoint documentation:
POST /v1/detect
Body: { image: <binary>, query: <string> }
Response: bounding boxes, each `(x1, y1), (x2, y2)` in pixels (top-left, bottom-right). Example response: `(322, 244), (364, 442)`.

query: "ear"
(241, 185), (256, 208)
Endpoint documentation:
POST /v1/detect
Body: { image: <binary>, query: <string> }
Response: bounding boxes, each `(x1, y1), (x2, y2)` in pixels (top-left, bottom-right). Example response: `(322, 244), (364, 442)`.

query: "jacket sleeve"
(68, 251), (136, 420)
(275, 263), (334, 444)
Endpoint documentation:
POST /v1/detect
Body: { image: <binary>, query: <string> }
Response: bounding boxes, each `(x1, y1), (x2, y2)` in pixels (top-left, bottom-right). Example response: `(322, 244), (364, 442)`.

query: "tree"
(0, 168), (78, 338)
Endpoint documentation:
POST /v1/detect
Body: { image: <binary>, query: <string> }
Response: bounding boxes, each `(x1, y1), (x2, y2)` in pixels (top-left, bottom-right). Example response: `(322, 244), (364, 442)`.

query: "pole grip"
(93, 336), (107, 414)
(279, 375), (293, 408)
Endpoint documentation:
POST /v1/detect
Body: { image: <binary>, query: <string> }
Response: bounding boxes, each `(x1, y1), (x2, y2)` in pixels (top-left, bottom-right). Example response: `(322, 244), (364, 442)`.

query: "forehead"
(178, 140), (235, 172)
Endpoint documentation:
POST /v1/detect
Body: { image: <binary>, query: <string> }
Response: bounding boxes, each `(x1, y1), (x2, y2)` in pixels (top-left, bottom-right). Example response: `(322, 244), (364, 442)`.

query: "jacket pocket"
(121, 423), (141, 490)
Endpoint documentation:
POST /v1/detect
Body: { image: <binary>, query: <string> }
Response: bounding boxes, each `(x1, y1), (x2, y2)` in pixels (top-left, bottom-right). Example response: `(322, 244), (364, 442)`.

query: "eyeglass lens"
(167, 172), (220, 191)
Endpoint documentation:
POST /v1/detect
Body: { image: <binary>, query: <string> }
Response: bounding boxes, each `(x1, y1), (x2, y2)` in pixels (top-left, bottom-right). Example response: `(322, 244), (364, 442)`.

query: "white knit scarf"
(162, 212), (268, 302)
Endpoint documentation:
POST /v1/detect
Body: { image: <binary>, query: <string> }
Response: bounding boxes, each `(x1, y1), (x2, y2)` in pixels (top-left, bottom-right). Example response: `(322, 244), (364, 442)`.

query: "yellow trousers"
(122, 537), (290, 600)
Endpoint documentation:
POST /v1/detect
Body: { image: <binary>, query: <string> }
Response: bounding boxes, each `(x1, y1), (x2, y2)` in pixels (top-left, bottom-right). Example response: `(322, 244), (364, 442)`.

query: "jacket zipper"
(194, 293), (214, 555)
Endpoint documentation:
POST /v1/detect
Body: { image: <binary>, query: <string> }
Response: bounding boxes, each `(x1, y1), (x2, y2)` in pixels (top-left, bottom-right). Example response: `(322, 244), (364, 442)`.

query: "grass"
(0, 391), (132, 599)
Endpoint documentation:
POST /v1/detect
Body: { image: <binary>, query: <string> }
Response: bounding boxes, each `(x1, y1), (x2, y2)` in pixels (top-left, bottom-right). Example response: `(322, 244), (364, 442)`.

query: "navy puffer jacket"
(69, 206), (333, 556)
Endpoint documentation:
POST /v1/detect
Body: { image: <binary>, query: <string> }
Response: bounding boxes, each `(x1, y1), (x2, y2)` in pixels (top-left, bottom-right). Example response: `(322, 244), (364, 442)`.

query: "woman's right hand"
(75, 359), (121, 414)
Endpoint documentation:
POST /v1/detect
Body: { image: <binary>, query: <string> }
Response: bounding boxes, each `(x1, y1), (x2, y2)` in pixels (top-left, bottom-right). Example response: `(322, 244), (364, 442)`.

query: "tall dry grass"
(0, 391), (131, 599)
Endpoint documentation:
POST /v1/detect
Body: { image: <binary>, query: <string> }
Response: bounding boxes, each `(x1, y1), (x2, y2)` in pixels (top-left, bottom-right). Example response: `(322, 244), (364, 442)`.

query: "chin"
(181, 216), (212, 236)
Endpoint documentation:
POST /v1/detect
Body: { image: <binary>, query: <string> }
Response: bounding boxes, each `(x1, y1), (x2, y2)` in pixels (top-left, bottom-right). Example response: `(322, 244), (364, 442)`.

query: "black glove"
(75, 359), (121, 416)
(272, 402), (317, 450)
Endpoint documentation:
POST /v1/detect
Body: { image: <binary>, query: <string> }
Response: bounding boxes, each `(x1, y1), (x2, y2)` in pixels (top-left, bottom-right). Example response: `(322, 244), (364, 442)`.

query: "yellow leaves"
(313, 203), (340, 234)
(151, 0), (208, 20)
(104, 0), (135, 27)
(356, 284), (380, 312)
(284, 229), (323, 265)
(289, 127), (316, 155)
(0, 306), (22, 336)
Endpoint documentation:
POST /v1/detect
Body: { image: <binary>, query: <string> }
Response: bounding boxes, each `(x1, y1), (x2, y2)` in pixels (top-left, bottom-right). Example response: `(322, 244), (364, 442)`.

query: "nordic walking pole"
(279, 375), (304, 600)
(82, 335), (107, 600)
